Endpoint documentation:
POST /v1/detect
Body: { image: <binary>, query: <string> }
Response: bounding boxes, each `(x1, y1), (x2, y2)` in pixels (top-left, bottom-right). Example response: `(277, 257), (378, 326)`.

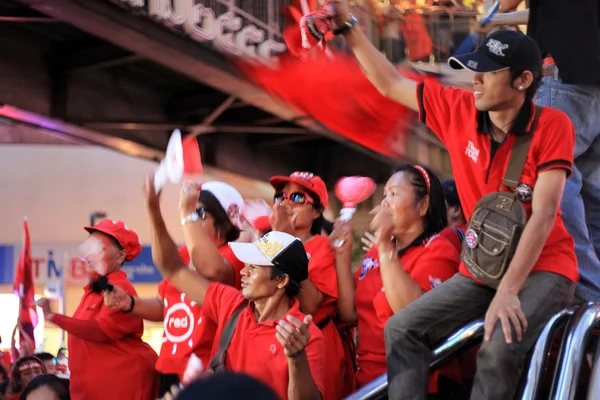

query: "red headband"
(413, 165), (431, 194)
(18, 361), (41, 373)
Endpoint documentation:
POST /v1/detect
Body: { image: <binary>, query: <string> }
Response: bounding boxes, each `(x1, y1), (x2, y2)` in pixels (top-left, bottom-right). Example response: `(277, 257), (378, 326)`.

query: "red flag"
(13, 217), (36, 350)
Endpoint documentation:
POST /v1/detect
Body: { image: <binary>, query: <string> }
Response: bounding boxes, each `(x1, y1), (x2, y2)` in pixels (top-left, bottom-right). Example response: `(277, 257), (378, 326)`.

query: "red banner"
(13, 218), (36, 349)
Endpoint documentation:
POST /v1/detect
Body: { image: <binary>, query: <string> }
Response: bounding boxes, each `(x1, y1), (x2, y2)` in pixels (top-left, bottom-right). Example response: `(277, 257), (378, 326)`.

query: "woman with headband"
(331, 165), (463, 396)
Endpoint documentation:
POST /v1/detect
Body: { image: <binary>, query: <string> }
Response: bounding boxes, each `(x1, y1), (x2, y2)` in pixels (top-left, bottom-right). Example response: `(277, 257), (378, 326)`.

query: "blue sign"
(121, 247), (163, 283)
(0, 245), (15, 285)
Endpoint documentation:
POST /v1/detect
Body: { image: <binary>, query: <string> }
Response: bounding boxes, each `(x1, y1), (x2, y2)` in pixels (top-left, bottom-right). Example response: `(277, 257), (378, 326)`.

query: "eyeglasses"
(196, 207), (207, 220)
(274, 191), (315, 205)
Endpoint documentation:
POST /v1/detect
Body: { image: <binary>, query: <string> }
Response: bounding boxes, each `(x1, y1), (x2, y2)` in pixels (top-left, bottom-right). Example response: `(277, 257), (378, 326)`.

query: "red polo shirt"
(68, 270), (157, 400)
(440, 224), (467, 254)
(156, 245), (245, 376)
(417, 80), (578, 283)
(354, 234), (460, 389)
(202, 283), (326, 400)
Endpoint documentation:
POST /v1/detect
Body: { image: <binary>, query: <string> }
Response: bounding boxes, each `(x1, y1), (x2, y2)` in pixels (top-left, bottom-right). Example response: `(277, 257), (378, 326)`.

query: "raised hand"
(329, 219), (353, 255)
(369, 206), (395, 249)
(179, 180), (202, 215)
(269, 201), (295, 234)
(103, 285), (132, 311)
(276, 315), (313, 359)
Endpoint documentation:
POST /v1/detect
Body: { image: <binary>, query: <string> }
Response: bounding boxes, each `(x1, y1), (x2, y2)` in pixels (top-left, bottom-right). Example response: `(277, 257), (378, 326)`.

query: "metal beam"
(0, 104), (165, 160)
(189, 95), (236, 137)
(82, 122), (185, 131)
(63, 44), (143, 72)
(15, 0), (409, 169)
(0, 16), (59, 22)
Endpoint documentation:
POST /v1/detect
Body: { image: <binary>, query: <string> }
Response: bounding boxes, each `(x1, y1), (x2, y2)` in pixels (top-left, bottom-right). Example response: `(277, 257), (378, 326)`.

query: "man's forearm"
(287, 352), (321, 400)
(499, 212), (555, 293)
(131, 297), (164, 322)
(492, 9), (529, 26)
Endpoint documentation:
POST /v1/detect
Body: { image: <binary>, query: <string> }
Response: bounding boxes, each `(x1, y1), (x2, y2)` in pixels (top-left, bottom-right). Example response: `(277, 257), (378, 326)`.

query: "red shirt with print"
(155, 245), (245, 376)
(304, 235), (347, 400)
(203, 283), (326, 400)
(440, 224), (467, 254)
(354, 234), (460, 389)
(417, 80), (577, 283)
(68, 271), (157, 400)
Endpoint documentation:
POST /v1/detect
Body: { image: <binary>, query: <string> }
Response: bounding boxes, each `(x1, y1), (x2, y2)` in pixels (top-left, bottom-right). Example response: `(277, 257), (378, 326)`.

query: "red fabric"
(68, 270), (157, 400)
(83, 220), (141, 261)
(304, 236), (346, 399)
(236, 53), (430, 158)
(439, 224), (467, 255)
(417, 80), (578, 283)
(354, 235), (461, 390)
(155, 245), (245, 376)
(13, 218), (36, 349)
(51, 314), (110, 343)
(203, 283), (326, 400)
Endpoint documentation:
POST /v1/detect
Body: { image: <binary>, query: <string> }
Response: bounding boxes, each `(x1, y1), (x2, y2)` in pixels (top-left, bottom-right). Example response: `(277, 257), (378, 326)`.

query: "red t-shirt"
(439, 224), (467, 255)
(68, 270), (158, 400)
(155, 245), (245, 376)
(354, 234), (460, 389)
(203, 283), (327, 400)
(417, 80), (578, 283)
(304, 235), (346, 400)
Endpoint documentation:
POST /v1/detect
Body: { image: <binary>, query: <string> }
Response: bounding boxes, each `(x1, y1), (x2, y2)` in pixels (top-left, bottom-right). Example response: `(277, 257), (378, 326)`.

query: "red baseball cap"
(269, 171), (329, 208)
(84, 220), (142, 261)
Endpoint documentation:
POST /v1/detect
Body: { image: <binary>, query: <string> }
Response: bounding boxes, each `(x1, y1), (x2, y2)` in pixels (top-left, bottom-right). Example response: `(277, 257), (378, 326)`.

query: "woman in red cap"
(331, 165), (463, 396)
(37, 220), (158, 400)
(268, 171), (350, 399)
(104, 182), (246, 397)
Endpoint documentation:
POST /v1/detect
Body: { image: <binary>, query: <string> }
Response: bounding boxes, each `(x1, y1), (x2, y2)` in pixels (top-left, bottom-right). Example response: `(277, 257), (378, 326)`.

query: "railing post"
(586, 335), (600, 400)
(518, 309), (573, 400)
(551, 303), (600, 400)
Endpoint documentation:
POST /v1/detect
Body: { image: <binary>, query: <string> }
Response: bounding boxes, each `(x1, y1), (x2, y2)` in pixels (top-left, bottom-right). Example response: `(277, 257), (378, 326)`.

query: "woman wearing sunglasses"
(104, 181), (246, 398)
(331, 165), (463, 398)
(268, 171), (349, 399)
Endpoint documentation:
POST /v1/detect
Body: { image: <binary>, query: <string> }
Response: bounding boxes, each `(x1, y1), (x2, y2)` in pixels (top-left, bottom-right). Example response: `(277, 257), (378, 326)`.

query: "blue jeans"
(534, 76), (600, 302)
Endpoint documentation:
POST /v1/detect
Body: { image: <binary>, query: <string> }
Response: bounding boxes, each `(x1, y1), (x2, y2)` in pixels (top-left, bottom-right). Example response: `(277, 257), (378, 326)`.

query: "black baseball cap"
(448, 30), (542, 77)
(229, 231), (309, 283)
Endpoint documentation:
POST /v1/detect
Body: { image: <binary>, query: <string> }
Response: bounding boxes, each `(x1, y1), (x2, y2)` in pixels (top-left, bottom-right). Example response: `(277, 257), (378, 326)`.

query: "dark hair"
(20, 374), (70, 400)
(10, 356), (46, 394)
(441, 180), (461, 208)
(0, 364), (7, 381)
(321, 218), (334, 235)
(393, 165), (448, 237)
(269, 267), (301, 298)
(34, 352), (56, 363)
(177, 372), (279, 400)
(199, 190), (241, 243)
(510, 67), (541, 100)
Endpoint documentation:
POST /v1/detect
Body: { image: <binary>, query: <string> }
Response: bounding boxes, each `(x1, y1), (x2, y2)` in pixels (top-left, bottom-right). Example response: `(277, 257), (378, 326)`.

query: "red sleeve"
(202, 283), (247, 325)
(534, 109), (575, 177)
(158, 279), (167, 300)
(96, 278), (143, 340)
(51, 314), (111, 342)
(219, 245), (246, 290)
(410, 236), (460, 292)
(306, 236), (338, 299)
(417, 80), (473, 144)
(305, 324), (327, 397)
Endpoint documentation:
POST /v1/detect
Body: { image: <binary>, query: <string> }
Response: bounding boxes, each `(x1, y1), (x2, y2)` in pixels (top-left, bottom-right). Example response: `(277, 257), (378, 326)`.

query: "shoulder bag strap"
(502, 105), (543, 189)
(207, 302), (247, 372)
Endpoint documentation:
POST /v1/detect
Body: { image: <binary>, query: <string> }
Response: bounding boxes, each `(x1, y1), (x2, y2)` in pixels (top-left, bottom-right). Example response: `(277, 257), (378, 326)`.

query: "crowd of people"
(1, 0), (600, 398)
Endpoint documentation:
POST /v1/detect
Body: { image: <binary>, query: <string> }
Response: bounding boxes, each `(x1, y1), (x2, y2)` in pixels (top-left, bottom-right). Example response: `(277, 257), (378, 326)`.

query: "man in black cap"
(481, 0), (600, 306)
(330, 2), (577, 398)
(143, 177), (325, 400)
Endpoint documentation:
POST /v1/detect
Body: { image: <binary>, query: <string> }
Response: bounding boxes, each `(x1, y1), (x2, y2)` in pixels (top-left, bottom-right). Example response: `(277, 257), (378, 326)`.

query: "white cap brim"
(229, 242), (273, 266)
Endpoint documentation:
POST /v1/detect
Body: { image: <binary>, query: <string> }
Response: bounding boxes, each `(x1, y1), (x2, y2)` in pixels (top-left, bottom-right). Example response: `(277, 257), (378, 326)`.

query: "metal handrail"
(518, 309), (574, 400)
(586, 329), (600, 400)
(344, 318), (485, 400)
(551, 303), (600, 400)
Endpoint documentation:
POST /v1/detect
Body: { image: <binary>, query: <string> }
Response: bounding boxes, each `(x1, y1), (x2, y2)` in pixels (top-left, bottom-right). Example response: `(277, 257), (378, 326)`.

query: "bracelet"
(380, 250), (397, 261)
(124, 295), (135, 313)
(287, 349), (306, 359)
(333, 14), (358, 35)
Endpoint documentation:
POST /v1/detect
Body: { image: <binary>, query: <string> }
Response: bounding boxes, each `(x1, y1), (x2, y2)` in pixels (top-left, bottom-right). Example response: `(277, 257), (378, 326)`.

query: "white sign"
(114, 0), (286, 64)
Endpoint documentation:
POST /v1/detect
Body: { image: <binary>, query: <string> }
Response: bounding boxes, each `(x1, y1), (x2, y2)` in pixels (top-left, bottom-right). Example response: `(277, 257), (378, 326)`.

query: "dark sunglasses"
(274, 191), (315, 205)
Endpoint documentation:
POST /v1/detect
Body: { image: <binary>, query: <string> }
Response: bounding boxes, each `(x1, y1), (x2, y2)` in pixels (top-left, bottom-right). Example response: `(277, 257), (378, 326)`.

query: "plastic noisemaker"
(154, 129), (203, 194)
(333, 176), (376, 247)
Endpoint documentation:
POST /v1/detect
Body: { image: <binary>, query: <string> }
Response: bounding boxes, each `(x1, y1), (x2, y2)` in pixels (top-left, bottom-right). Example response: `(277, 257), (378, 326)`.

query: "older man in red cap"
(37, 220), (158, 400)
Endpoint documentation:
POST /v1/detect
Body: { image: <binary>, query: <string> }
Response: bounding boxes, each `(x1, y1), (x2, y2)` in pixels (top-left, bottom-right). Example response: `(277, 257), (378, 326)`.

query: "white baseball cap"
(229, 231), (309, 283)
(202, 181), (245, 227)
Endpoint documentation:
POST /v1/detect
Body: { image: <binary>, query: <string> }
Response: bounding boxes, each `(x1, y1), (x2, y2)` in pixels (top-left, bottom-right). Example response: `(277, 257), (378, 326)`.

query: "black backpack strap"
(207, 302), (247, 373)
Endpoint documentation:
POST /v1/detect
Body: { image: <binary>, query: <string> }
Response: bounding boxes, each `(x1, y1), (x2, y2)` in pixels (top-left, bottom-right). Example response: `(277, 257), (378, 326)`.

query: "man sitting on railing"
(330, 1), (578, 399)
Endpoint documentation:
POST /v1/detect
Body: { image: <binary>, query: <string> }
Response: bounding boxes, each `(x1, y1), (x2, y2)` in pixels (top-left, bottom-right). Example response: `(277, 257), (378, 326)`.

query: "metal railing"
(344, 318), (485, 400)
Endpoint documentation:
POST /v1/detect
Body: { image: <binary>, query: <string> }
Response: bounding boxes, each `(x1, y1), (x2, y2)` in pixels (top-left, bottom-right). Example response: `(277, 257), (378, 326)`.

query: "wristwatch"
(333, 14), (359, 35)
(181, 212), (201, 226)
